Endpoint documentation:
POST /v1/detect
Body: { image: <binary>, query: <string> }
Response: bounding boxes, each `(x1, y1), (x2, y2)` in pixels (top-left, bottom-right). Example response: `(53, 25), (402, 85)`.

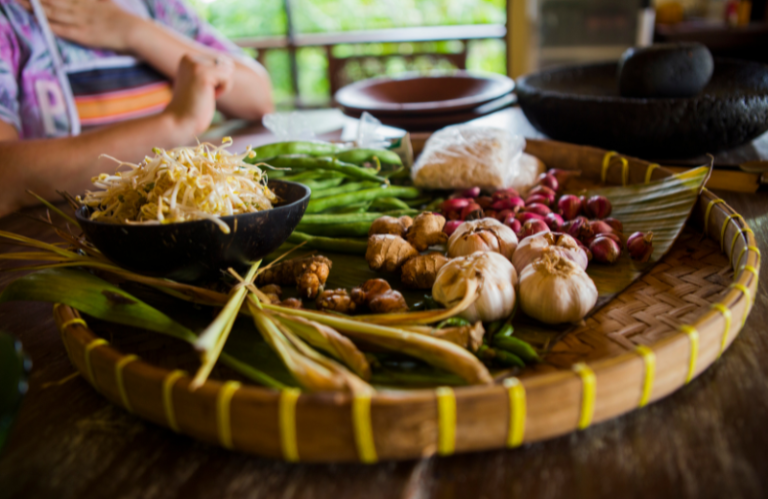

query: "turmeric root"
(279, 297), (303, 309)
(351, 278), (391, 305)
(256, 256), (332, 299)
(401, 252), (449, 289)
(407, 212), (448, 251)
(316, 289), (356, 314)
(351, 279), (408, 314)
(366, 234), (418, 272)
(368, 215), (413, 238)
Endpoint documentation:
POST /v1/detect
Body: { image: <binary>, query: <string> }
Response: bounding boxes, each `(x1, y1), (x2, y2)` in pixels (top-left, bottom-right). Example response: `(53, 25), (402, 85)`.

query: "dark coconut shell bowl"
(76, 180), (310, 282)
(516, 59), (768, 158)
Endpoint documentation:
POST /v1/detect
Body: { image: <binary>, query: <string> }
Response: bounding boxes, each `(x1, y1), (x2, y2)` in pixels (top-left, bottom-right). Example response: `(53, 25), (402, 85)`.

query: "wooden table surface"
(2, 114), (768, 499)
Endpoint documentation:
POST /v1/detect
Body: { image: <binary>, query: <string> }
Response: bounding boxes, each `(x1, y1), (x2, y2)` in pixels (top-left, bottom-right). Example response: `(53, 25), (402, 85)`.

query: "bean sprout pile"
(79, 138), (277, 234)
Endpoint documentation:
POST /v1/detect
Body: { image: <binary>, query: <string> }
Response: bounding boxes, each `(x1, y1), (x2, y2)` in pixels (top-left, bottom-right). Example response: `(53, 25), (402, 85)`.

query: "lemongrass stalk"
(219, 353), (288, 390)
(261, 302), (492, 385)
(0, 252), (68, 261)
(0, 230), (80, 259)
(26, 191), (79, 227)
(190, 261), (261, 388)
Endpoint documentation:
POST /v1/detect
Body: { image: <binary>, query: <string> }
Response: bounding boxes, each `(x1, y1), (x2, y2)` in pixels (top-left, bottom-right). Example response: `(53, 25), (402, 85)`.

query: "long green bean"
(295, 221), (373, 238)
(303, 177), (345, 190)
(335, 148), (402, 166)
(370, 197), (410, 211)
(298, 209), (417, 225)
(281, 170), (343, 182)
(310, 181), (381, 199)
(249, 141), (345, 161)
(305, 186), (421, 214)
(287, 232), (368, 254)
(263, 155), (387, 183)
(325, 201), (371, 214)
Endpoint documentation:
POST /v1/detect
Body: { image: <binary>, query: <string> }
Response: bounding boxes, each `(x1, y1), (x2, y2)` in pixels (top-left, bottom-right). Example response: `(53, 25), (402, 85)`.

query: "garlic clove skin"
(447, 218), (518, 260)
(518, 249), (597, 324)
(511, 232), (588, 274)
(432, 251), (518, 323)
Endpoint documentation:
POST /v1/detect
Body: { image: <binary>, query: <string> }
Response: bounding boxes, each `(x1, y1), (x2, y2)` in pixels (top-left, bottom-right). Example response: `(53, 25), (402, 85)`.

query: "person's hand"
(17, 0), (142, 51)
(164, 54), (234, 137)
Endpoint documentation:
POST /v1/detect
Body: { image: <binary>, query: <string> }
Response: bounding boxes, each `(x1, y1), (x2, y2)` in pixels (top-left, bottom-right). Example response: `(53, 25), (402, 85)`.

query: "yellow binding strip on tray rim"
(703, 198), (725, 236)
(710, 303), (732, 358)
(720, 214), (744, 252)
(84, 338), (107, 387)
(572, 363), (596, 430)
(503, 377), (526, 448)
(601, 151), (617, 183)
(216, 380), (241, 450)
(645, 163), (659, 184)
(279, 388), (301, 462)
(736, 245), (761, 270)
(352, 392), (378, 464)
(61, 318), (87, 330)
(162, 370), (185, 432)
(115, 354), (138, 413)
(436, 386), (456, 456)
(678, 325), (699, 384)
(740, 265), (759, 281)
(634, 345), (655, 408)
(730, 227), (754, 260)
(731, 283), (753, 327)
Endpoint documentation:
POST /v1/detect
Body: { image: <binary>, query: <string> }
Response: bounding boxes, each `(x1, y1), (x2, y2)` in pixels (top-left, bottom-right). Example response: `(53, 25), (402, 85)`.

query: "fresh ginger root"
(366, 234), (418, 273)
(316, 289), (356, 313)
(368, 215), (413, 238)
(430, 322), (485, 351)
(401, 252), (449, 289)
(351, 278), (408, 313)
(407, 212), (448, 251)
(256, 256), (332, 299)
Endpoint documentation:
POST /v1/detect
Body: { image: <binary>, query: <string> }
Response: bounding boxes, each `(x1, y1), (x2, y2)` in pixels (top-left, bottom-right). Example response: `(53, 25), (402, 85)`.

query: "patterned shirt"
(0, 0), (241, 139)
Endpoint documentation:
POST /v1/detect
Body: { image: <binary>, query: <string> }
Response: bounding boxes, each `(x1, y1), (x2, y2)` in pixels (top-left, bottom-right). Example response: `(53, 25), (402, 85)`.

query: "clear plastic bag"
(411, 125), (541, 191)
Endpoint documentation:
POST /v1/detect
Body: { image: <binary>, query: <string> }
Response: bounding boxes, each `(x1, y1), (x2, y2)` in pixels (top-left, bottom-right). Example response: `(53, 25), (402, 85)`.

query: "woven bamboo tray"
(52, 140), (760, 462)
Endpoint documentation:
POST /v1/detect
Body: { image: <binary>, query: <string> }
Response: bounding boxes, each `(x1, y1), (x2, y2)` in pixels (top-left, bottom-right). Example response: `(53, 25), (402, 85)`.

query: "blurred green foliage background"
(189, 0), (507, 107)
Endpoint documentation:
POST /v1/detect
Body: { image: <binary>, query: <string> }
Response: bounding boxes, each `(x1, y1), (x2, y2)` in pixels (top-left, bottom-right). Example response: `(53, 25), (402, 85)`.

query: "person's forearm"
(0, 112), (194, 216)
(126, 19), (273, 119)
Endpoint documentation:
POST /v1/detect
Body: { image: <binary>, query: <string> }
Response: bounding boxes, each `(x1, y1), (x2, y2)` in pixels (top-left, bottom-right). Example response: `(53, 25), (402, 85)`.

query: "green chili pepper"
(485, 320), (504, 336)
(335, 148), (402, 166)
(492, 336), (540, 363)
(260, 155), (387, 184)
(287, 232), (368, 254)
(370, 197), (411, 211)
(436, 317), (472, 329)
(494, 350), (525, 368)
(493, 324), (515, 339)
(249, 141), (345, 161)
(305, 186), (422, 214)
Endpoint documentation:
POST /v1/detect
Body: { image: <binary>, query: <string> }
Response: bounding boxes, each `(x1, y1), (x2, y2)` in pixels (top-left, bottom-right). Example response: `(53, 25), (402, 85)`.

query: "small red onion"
(590, 236), (622, 264)
(558, 194), (582, 220)
(460, 203), (482, 220)
(585, 231), (622, 248)
(484, 209), (498, 220)
(544, 212), (564, 232)
(627, 231), (654, 262)
(459, 187), (481, 198)
(491, 196), (525, 212)
(529, 185), (556, 198)
(504, 215), (521, 234)
(578, 241), (593, 262)
(520, 219), (550, 239)
(584, 195), (612, 219)
(590, 220), (615, 236)
(547, 168), (581, 187)
(446, 210), (461, 221)
(443, 220), (462, 236)
(516, 211), (546, 224)
(496, 209), (514, 222)
(564, 216), (594, 243)
(441, 198), (471, 213)
(537, 172), (559, 192)
(526, 194), (552, 207)
(475, 196), (494, 210)
(525, 203), (552, 217)
(492, 188), (520, 201)
(603, 217), (624, 233)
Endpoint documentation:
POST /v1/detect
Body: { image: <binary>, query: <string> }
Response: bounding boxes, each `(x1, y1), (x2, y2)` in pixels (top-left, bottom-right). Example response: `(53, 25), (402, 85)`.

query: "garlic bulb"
(518, 249), (597, 324)
(432, 251), (518, 323)
(447, 218), (518, 260)
(512, 232), (588, 274)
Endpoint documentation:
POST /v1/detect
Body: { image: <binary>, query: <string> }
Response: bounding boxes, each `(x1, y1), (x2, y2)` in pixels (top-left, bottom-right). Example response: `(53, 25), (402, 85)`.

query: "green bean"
(262, 155), (387, 183)
(287, 232), (368, 254)
(281, 170), (344, 182)
(425, 197), (446, 212)
(295, 221), (372, 238)
(326, 202), (371, 214)
(404, 197), (432, 207)
(310, 181), (381, 199)
(303, 177), (345, 190)
(249, 141), (345, 161)
(335, 148), (402, 166)
(384, 167), (411, 180)
(492, 336), (540, 363)
(298, 209), (417, 225)
(305, 186), (421, 214)
(370, 197), (410, 211)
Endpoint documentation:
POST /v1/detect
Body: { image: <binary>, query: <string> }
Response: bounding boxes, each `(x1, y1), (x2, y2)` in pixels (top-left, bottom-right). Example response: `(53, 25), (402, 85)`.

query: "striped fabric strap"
(710, 303), (732, 357)
(645, 163), (659, 184)
(436, 387), (456, 456)
(678, 325), (699, 384)
(703, 198), (725, 236)
(84, 338), (108, 386)
(601, 152), (629, 185)
(279, 388), (301, 462)
(634, 345), (655, 408)
(730, 227), (754, 260)
(352, 392), (378, 464)
(736, 245), (761, 270)
(572, 363), (596, 430)
(503, 377), (526, 448)
(216, 381), (241, 450)
(162, 370), (186, 432)
(115, 354), (138, 412)
(61, 318), (87, 330)
(720, 214), (744, 253)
